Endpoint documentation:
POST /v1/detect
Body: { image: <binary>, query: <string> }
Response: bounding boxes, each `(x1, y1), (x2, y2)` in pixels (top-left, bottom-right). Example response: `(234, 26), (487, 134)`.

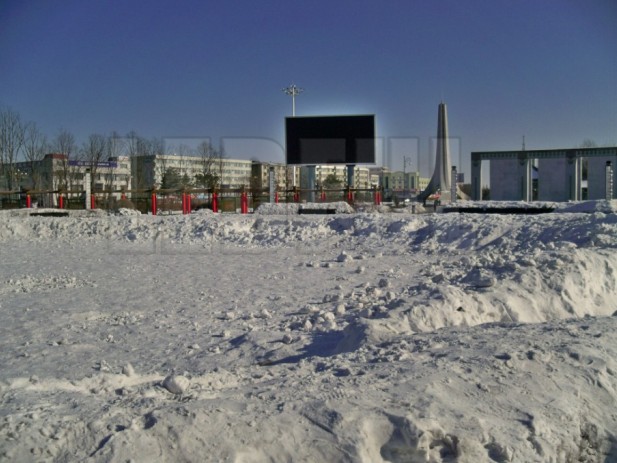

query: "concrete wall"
(587, 156), (617, 200)
(490, 159), (521, 200)
(538, 158), (570, 201)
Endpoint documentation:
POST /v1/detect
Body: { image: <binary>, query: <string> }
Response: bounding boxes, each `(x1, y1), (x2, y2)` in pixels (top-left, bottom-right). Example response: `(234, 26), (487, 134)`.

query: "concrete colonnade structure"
(471, 147), (617, 201)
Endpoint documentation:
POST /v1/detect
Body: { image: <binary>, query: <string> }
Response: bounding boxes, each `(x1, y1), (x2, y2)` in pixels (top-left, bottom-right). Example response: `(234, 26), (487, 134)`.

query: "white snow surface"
(1, 201), (616, 462)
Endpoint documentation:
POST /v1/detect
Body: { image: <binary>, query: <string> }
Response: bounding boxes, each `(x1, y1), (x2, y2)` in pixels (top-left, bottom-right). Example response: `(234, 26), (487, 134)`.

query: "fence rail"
(0, 187), (383, 214)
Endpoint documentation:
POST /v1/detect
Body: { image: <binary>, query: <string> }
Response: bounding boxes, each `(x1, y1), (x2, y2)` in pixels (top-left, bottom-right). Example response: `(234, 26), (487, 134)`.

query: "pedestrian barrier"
(0, 186), (384, 214)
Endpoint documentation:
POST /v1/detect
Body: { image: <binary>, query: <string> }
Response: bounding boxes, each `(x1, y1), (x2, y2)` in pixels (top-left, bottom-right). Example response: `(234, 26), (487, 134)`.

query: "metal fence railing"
(0, 187), (384, 215)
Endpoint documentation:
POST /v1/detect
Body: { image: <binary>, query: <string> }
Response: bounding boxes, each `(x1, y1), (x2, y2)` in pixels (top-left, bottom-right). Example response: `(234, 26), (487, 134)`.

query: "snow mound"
(255, 201), (354, 214)
(1, 205), (617, 461)
(114, 208), (142, 216)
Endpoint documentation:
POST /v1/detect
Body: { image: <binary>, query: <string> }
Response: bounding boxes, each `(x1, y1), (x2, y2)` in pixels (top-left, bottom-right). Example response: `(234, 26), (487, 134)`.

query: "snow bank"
(0, 204), (616, 461)
(454, 199), (617, 214)
(255, 201), (355, 214)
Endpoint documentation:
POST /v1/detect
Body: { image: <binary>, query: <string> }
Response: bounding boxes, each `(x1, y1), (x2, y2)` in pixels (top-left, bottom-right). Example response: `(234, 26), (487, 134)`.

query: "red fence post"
(320, 190), (326, 202)
(151, 191), (157, 215)
(59, 194), (64, 209)
(241, 191), (248, 214)
(212, 191), (218, 213)
(293, 188), (299, 203)
(26, 194), (32, 209)
(347, 189), (353, 204)
(187, 193), (192, 213)
(90, 194), (96, 210)
(275, 191), (279, 204)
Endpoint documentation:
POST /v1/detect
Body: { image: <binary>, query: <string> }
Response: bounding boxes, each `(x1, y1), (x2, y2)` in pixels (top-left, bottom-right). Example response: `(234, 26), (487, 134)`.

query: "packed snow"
(1, 201), (616, 462)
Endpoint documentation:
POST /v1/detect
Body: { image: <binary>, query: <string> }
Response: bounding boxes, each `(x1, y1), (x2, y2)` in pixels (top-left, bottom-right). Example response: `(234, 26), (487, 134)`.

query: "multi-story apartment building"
(130, 154), (253, 190)
(298, 165), (373, 190)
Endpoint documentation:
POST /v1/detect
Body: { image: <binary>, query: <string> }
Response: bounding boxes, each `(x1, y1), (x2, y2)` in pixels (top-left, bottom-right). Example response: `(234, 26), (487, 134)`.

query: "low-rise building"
(9, 153), (131, 206)
(374, 169), (429, 196)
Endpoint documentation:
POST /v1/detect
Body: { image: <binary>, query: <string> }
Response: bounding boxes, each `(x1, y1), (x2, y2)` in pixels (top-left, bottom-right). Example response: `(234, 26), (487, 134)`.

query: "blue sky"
(1, 0), (616, 176)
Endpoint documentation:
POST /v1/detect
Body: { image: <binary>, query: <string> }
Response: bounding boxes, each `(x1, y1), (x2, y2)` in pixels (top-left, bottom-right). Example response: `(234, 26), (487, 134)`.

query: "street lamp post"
(282, 84), (303, 117)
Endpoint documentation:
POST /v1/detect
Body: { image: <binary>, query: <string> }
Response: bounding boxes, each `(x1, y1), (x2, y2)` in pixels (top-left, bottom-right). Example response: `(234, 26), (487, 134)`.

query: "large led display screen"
(285, 115), (375, 165)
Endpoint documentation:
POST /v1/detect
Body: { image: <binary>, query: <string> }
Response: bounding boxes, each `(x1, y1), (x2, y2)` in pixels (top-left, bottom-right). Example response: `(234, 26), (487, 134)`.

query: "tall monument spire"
(418, 102), (452, 202)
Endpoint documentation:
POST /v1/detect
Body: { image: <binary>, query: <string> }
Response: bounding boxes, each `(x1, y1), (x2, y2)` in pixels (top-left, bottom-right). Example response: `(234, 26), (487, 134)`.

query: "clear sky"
(1, 0), (616, 176)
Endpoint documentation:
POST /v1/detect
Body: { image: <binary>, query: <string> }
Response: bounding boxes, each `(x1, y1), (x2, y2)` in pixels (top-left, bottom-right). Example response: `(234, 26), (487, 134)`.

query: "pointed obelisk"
(418, 102), (452, 203)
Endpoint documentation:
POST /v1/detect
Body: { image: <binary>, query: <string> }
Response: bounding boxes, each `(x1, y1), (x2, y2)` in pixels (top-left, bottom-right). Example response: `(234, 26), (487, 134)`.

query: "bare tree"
(104, 131), (126, 194)
(174, 143), (195, 188)
(124, 131), (145, 190)
(52, 129), (78, 192)
(217, 142), (227, 187)
(580, 139), (597, 148)
(81, 133), (107, 192)
(0, 108), (25, 190)
(143, 137), (167, 189)
(22, 121), (48, 192)
(195, 141), (222, 189)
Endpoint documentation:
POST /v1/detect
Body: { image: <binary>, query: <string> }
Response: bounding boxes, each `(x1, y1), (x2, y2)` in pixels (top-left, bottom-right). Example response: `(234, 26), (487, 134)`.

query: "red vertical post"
(59, 195), (64, 209)
(241, 191), (248, 214)
(151, 192), (157, 215)
(26, 194), (32, 208)
(293, 188), (299, 203)
(187, 193), (192, 214)
(274, 191), (279, 204)
(320, 190), (326, 202)
(347, 189), (353, 204)
(212, 191), (218, 213)
(90, 194), (96, 210)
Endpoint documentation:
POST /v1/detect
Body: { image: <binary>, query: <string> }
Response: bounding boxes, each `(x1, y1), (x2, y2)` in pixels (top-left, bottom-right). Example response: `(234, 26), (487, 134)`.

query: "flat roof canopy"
(472, 147), (617, 162)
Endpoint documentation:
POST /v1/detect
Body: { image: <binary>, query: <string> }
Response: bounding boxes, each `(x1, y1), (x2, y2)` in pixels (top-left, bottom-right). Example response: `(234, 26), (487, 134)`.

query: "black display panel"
(285, 115), (375, 165)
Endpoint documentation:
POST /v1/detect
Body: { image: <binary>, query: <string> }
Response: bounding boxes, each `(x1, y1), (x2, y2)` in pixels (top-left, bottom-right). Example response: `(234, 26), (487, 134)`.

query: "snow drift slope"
(0, 206), (616, 462)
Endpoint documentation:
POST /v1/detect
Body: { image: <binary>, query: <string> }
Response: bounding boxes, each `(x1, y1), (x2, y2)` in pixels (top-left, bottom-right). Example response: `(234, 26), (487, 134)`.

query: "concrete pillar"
(307, 165), (316, 203)
(521, 157), (532, 202)
(84, 172), (92, 210)
(566, 154), (581, 201)
(347, 165), (355, 189)
(471, 159), (482, 200)
(268, 166), (275, 203)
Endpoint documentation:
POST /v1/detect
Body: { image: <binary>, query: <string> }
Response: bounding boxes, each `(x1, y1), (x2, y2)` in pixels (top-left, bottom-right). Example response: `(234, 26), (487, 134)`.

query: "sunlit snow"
(1, 201), (616, 462)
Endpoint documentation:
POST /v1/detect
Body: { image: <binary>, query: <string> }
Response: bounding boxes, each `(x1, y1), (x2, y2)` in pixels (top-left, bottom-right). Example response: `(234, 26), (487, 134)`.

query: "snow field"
(0, 202), (616, 462)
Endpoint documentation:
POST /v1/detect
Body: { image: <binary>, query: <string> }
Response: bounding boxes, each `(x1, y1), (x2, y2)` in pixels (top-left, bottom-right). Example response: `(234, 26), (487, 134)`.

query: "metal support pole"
(451, 166), (457, 204)
(606, 161), (614, 200)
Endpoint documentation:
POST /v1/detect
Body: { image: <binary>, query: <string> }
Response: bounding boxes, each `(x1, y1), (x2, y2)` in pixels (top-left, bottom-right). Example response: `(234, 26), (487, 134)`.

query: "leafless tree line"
(0, 107), (224, 192)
